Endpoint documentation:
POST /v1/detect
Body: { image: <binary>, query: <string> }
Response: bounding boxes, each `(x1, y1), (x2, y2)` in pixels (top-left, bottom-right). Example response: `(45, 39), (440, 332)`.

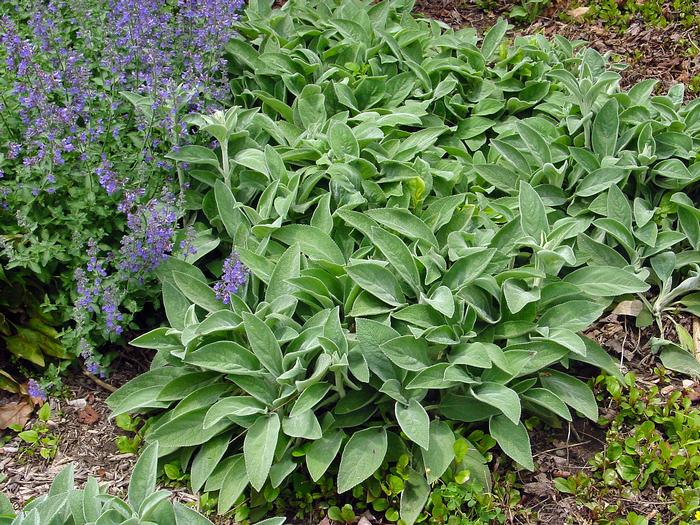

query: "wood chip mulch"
(0, 371), (138, 508)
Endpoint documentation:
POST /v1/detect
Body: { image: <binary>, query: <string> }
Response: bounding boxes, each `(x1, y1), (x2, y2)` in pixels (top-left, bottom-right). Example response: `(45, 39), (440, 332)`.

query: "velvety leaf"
(242, 312), (283, 376)
(244, 413), (280, 491)
(399, 468), (430, 525)
(489, 415), (534, 470)
(421, 420), (456, 483)
(395, 399), (430, 450)
(337, 427), (388, 493)
(306, 430), (344, 482)
(563, 266), (650, 296)
(540, 370), (598, 421)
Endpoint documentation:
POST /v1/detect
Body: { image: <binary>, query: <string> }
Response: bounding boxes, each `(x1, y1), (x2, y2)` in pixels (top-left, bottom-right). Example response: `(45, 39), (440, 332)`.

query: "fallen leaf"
(612, 300), (643, 317)
(567, 6), (590, 19)
(78, 405), (100, 425)
(0, 401), (33, 430)
(67, 398), (87, 409)
(358, 517), (372, 525)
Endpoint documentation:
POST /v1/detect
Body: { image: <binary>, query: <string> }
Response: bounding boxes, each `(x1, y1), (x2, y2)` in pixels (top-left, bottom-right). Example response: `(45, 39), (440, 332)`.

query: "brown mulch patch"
(0, 368), (138, 508)
(414, 0), (699, 97)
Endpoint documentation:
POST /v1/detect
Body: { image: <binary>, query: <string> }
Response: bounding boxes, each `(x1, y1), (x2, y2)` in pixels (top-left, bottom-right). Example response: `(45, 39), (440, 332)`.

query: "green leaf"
(337, 427), (388, 493)
(571, 337), (624, 381)
(421, 420), (455, 483)
(190, 433), (230, 494)
(399, 469), (430, 525)
(538, 300), (606, 332)
(481, 19), (508, 61)
(244, 413), (280, 491)
(328, 122), (360, 158)
(204, 397), (266, 428)
(576, 167), (626, 197)
(659, 345), (700, 378)
(290, 383), (332, 417)
(272, 225), (345, 265)
(380, 336), (431, 371)
(395, 399), (430, 450)
(522, 388), (571, 421)
(166, 145), (220, 169)
(592, 98), (619, 158)
(540, 369), (598, 421)
(131, 327), (181, 350)
(174, 502), (215, 525)
(369, 227), (421, 293)
(471, 383), (521, 425)
(503, 279), (540, 314)
(365, 208), (438, 248)
(519, 181), (549, 241)
(282, 410), (322, 439)
(128, 442), (158, 512)
(242, 312), (284, 377)
(218, 455), (248, 514)
(107, 368), (186, 417)
(148, 407), (232, 448)
(184, 341), (260, 374)
(346, 262), (405, 306)
(266, 243), (301, 303)
(306, 430), (344, 482)
(563, 266), (649, 296)
(489, 415), (534, 471)
(442, 249), (496, 291)
(173, 272), (221, 313)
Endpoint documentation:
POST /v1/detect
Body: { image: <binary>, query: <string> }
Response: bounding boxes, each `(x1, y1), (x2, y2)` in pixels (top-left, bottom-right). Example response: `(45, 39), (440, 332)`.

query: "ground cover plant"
(105, 0), (700, 522)
(554, 372), (700, 524)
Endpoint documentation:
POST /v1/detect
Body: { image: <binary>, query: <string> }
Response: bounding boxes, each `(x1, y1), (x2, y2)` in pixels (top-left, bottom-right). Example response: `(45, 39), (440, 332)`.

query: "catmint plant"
(0, 0), (246, 377)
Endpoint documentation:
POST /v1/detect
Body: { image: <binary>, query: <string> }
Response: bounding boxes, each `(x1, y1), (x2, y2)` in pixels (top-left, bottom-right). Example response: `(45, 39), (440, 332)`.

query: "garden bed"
(1, 0), (700, 524)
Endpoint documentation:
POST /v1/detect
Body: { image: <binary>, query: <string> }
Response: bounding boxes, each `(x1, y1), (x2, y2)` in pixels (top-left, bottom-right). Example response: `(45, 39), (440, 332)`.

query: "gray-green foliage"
(1, 443), (215, 525)
(110, 0), (700, 521)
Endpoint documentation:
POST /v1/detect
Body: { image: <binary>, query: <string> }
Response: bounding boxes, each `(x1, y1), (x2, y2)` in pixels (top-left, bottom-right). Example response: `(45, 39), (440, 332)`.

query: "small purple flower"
(7, 143), (20, 159)
(102, 285), (123, 335)
(96, 155), (120, 195)
(214, 251), (248, 305)
(27, 379), (47, 401)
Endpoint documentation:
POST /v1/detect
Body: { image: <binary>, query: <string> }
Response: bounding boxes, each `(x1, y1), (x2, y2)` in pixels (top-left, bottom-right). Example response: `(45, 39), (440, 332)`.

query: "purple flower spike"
(214, 251), (248, 305)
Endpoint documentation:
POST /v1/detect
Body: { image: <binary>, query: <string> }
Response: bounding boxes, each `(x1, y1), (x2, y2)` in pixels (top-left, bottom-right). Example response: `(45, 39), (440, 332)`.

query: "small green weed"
(554, 372), (700, 524)
(14, 403), (58, 460)
(579, 0), (700, 31)
(690, 76), (700, 94)
(113, 413), (143, 454)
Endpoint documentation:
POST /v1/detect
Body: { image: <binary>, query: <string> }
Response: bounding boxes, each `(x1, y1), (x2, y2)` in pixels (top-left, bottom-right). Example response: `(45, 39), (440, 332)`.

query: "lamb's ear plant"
(111, 0), (700, 521)
(5, 443), (220, 525)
